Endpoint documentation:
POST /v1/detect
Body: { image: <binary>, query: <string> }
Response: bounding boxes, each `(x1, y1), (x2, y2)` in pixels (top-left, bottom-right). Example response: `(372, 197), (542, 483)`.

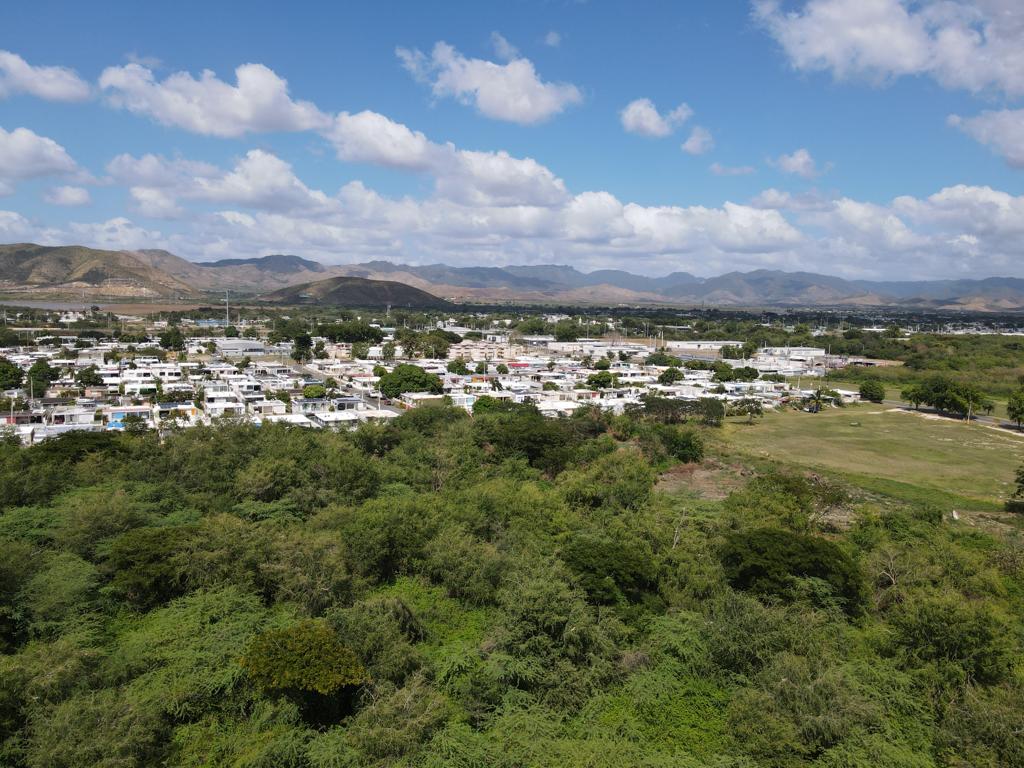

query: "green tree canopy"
(378, 364), (443, 399)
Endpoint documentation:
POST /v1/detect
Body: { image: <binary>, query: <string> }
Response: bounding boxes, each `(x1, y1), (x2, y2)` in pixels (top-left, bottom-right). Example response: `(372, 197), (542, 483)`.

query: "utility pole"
(224, 291), (230, 327)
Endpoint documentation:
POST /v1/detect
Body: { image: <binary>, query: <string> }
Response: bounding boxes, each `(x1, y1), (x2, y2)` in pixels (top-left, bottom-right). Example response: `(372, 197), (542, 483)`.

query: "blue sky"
(2, 0), (1024, 279)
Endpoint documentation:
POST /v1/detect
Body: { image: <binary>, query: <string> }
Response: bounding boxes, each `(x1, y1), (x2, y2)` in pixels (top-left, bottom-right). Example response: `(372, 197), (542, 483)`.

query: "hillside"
(259, 275), (451, 308)
(0, 244), (198, 298)
(4, 242), (1024, 309)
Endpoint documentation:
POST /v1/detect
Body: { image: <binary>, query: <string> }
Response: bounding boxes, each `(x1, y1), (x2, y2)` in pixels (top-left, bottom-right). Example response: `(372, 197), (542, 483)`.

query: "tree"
(27, 358), (58, 398)
(553, 320), (583, 342)
(902, 384), (924, 409)
(1006, 465), (1024, 513)
(646, 351), (682, 367)
(378, 364), (443, 399)
(496, 363), (509, 374)
(730, 397), (764, 423)
(241, 620), (368, 724)
(291, 333), (313, 362)
(319, 321), (384, 344)
(593, 357), (611, 370)
(474, 362), (488, 375)
(586, 370), (615, 389)
(720, 527), (866, 615)
(859, 379), (886, 403)
(1007, 387), (1024, 430)
(302, 384), (326, 399)
(224, 325), (239, 338)
(447, 358), (471, 375)
(658, 367), (684, 385)
(0, 356), (24, 390)
(159, 326), (185, 351)
(75, 365), (104, 388)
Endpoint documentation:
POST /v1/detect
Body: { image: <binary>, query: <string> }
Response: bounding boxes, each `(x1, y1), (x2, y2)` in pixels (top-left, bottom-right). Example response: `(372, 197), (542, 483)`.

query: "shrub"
(720, 528), (866, 615)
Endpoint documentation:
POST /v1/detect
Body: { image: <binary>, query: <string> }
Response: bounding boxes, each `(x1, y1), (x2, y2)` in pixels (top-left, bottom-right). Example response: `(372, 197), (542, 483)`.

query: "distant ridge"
(258, 275), (452, 309)
(2, 243), (1024, 310)
(202, 254), (325, 273)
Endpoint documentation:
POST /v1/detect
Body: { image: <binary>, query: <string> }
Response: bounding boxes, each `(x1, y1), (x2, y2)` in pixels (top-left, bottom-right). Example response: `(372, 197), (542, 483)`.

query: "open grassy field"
(722, 404), (1024, 511)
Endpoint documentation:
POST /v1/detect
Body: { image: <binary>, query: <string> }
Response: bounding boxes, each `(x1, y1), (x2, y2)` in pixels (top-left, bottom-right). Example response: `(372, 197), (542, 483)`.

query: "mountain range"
(2, 242), (1024, 311)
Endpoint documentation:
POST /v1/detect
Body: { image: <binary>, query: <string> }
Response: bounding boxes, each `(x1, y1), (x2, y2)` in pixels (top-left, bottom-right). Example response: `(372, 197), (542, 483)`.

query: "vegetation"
(0, 394), (1020, 766)
(378, 365), (443, 399)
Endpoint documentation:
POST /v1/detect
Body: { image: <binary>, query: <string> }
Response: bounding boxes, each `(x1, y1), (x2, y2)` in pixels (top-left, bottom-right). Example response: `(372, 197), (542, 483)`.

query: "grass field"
(722, 404), (1024, 511)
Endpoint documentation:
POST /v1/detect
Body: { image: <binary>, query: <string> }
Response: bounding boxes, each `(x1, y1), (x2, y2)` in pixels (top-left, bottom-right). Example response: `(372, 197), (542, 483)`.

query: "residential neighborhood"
(0, 308), (876, 445)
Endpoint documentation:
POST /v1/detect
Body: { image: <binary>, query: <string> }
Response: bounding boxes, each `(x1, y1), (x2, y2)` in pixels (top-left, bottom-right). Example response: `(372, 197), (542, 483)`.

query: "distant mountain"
(202, 254), (326, 273)
(0, 244), (197, 298)
(4, 243), (1024, 310)
(259, 276), (451, 309)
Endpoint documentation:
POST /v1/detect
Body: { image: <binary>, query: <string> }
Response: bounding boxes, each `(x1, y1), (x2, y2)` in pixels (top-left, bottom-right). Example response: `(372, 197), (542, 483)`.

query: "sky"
(2, 0), (1024, 280)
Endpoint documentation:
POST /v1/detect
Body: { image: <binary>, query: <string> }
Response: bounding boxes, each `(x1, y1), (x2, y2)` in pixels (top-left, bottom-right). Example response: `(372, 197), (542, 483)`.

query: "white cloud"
(0, 127), (79, 191)
(67, 217), (165, 251)
(754, 0), (1024, 97)
(44, 186), (90, 206)
(490, 32), (519, 62)
(710, 162), (756, 176)
(750, 187), (835, 211)
(326, 109), (567, 207)
(98, 62), (330, 137)
(948, 109), (1024, 167)
(544, 31), (562, 47)
(327, 110), (441, 170)
(620, 98), (693, 137)
(110, 149), (335, 219)
(0, 50), (90, 102)
(129, 187), (183, 219)
(681, 126), (714, 155)
(773, 147), (823, 178)
(397, 41), (582, 124)
(106, 152), (220, 188)
(0, 210), (35, 239)
(439, 150), (568, 207)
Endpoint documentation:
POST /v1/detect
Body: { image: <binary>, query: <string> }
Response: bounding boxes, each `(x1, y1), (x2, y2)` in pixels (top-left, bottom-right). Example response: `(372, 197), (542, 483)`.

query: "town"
(0, 305), (905, 443)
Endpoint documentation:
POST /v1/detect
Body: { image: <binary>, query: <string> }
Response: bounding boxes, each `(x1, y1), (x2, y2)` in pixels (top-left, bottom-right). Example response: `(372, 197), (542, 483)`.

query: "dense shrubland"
(0, 403), (1021, 767)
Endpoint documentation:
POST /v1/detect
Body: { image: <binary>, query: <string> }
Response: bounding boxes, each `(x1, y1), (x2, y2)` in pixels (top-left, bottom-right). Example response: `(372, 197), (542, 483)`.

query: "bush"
(859, 380), (886, 403)
(720, 528), (866, 615)
(242, 620), (368, 724)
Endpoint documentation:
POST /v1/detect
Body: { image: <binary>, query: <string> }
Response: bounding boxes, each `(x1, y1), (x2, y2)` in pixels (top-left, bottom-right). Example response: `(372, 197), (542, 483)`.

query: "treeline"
(0, 403), (1021, 767)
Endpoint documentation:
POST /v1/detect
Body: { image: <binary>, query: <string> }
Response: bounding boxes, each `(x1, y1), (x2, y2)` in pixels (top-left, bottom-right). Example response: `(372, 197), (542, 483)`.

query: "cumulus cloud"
(0, 210), (35, 239)
(681, 126), (715, 155)
(98, 62), (330, 137)
(490, 32), (519, 62)
(108, 149), (335, 219)
(67, 217), (166, 251)
(396, 41), (582, 124)
(620, 98), (693, 137)
(44, 186), (90, 206)
(754, 0), (1024, 97)
(710, 162), (756, 176)
(544, 31), (562, 47)
(773, 147), (823, 178)
(327, 110), (441, 170)
(0, 126), (79, 193)
(0, 50), (91, 102)
(948, 109), (1024, 167)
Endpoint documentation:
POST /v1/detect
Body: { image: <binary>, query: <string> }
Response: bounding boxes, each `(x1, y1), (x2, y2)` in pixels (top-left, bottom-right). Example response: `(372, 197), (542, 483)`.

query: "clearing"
(723, 405), (1024, 512)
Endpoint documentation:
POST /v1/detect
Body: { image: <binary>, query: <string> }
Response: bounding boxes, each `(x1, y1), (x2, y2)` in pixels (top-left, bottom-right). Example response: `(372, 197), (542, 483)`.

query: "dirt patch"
(657, 459), (749, 499)
(949, 507), (1023, 536)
